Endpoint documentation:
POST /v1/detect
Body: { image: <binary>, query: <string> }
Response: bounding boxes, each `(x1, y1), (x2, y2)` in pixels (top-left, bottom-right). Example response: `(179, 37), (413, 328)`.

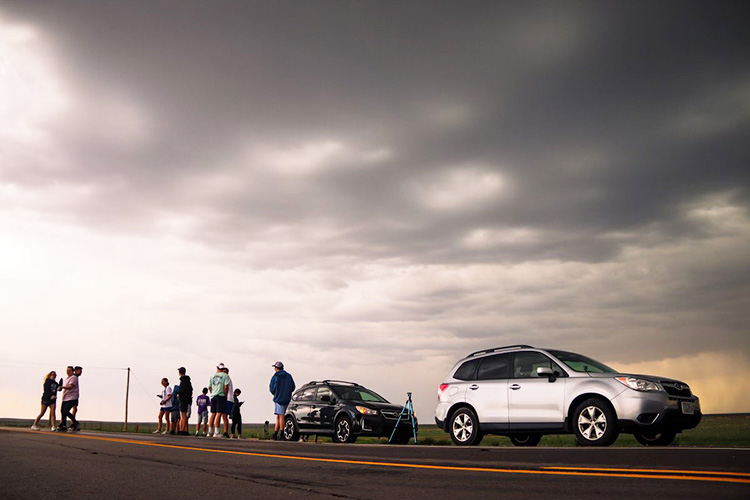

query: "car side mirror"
(320, 394), (331, 403)
(537, 366), (556, 382)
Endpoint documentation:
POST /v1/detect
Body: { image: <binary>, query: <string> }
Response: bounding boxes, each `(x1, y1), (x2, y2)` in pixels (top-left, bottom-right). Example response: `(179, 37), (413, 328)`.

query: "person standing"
(32, 371), (59, 431)
(269, 361), (295, 441)
(154, 378), (172, 434)
(169, 381), (180, 435)
(208, 363), (231, 439)
(230, 388), (243, 439)
(177, 367), (193, 435)
(58, 366), (79, 432)
(195, 388), (210, 436)
(70, 366), (83, 429)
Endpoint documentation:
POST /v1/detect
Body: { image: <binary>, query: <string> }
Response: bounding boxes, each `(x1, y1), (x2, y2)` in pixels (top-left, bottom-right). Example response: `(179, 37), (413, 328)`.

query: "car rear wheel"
(283, 415), (300, 441)
(634, 429), (676, 446)
(509, 434), (542, 447)
(572, 398), (619, 446)
(450, 408), (483, 446)
(333, 416), (357, 443)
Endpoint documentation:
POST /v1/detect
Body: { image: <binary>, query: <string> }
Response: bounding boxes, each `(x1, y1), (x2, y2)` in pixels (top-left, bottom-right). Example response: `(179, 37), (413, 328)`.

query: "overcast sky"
(1, 1), (749, 425)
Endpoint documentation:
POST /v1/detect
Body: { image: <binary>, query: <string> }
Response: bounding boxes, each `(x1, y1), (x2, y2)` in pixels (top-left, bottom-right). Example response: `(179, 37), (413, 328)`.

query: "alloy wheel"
(577, 405), (607, 440)
(452, 413), (473, 442)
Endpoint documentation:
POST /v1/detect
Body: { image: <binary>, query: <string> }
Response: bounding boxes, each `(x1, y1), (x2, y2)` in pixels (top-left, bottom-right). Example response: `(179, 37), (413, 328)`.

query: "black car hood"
(344, 401), (403, 411)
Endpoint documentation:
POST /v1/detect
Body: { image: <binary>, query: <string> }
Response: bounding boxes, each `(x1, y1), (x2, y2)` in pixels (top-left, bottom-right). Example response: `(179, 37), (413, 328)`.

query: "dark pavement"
(1, 427), (748, 499)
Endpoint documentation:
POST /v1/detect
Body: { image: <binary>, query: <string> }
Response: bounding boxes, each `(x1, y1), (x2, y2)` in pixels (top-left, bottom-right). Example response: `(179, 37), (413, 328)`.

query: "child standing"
(195, 388), (210, 436)
(230, 388), (243, 439)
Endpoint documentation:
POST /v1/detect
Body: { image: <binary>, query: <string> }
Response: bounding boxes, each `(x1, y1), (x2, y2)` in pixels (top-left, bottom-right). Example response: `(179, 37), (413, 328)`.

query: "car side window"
(453, 358), (480, 381)
(296, 387), (316, 401)
(316, 386), (332, 401)
(476, 353), (511, 380)
(513, 352), (565, 378)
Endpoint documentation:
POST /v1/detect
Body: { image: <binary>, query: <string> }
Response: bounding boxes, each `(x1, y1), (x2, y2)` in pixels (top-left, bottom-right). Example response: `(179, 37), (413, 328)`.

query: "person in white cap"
(269, 361), (295, 441)
(208, 363), (231, 438)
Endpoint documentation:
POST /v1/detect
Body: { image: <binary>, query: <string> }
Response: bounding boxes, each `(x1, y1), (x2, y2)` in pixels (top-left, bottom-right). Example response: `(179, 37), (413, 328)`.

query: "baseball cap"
(217, 362), (226, 370)
(272, 361), (284, 369)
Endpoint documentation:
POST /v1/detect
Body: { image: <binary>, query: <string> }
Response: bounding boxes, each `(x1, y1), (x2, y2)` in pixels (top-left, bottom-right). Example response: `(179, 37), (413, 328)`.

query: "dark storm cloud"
(2, 0), (749, 363)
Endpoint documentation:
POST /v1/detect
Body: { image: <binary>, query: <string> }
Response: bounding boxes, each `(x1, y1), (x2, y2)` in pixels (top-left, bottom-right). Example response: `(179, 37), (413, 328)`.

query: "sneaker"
(195, 431), (199, 436)
(203, 432), (208, 437)
(153, 430), (161, 434)
(51, 427), (57, 432)
(162, 430), (169, 434)
(222, 432), (230, 439)
(70, 423), (80, 432)
(31, 425), (41, 431)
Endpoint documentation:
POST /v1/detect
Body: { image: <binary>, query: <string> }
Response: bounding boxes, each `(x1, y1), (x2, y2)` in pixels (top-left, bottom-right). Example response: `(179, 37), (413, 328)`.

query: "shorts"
(198, 410), (209, 425)
(274, 403), (288, 415)
(41, 399), (55, 407)
(179, 399), (190, 412)
(170, 410), (180, 423)
(210, 395), (227, 414)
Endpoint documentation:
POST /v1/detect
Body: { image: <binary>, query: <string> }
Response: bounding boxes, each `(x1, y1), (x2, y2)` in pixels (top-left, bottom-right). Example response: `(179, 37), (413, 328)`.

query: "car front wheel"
(634, 429), (676, 446)
(333, 416), (357, 443)
(572, 398), (619, 446)
(450, 408), (483, 446)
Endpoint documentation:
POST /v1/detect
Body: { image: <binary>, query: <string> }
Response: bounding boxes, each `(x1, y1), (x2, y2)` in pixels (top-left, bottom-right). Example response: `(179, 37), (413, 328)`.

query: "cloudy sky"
(1, 1), (749, 425)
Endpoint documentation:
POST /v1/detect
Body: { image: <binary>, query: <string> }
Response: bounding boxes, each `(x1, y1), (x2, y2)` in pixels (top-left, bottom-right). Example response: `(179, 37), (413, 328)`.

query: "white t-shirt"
(160, 386), (173, 409)
(227, 379), (235, 403)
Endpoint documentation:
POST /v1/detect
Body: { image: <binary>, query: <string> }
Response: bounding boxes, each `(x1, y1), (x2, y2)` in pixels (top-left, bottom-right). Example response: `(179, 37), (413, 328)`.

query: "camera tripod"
(388, 392), (418, 444)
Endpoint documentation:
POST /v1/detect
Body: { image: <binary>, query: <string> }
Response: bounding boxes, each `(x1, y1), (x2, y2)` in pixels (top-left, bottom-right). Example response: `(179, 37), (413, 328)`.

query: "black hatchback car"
(282, 380), (418, 444)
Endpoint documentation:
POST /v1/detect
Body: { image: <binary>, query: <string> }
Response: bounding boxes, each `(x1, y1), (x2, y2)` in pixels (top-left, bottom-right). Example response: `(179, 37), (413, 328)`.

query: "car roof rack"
(306, 380), (360, 387)
(467, 345), (534, 358)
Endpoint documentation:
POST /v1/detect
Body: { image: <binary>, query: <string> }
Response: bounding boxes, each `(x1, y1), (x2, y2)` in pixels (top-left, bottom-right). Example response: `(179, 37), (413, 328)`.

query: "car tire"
(283, 415), (300, 442)
(572, 398), (619, 446)
(509, 434), (542, 447)
(634, 429), (677, 446)
(333, 416), (356, 443)
(450, 408), (483, 446)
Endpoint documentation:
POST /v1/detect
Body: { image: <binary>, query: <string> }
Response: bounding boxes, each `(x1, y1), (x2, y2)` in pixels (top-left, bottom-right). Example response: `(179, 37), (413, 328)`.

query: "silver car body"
(435, 345), (701, 443)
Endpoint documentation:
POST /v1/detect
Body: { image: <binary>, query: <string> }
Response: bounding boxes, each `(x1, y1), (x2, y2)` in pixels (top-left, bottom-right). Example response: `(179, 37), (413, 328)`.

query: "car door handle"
(469, 384), (479, 390)
(510, 384), (521, 390)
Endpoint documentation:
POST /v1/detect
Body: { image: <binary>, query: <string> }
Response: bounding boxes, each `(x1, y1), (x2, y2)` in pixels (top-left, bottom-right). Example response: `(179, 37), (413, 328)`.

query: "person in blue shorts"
(269, 361), (295, 441)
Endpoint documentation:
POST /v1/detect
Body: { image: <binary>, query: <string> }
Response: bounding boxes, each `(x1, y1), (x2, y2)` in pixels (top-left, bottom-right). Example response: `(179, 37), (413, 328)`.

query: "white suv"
(434, 345), (701, 446)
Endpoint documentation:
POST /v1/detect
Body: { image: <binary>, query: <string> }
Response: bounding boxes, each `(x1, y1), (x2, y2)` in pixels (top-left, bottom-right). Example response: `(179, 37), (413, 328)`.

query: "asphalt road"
(1, 427), (748, 500)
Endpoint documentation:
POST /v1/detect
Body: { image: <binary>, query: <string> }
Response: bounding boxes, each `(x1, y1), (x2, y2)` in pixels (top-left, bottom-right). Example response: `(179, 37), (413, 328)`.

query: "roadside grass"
(3, 414), (748, 447)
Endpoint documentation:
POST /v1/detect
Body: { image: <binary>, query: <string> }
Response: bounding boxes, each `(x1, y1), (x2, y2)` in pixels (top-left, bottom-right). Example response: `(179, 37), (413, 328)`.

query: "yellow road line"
(543, 466), (750, 478)
(23, 431), (750, 485)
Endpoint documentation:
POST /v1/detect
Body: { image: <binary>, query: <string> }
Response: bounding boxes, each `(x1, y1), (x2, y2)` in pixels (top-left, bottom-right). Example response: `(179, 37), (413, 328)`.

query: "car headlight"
(356, 406), (378, 415)
(615, 376), (662, 392)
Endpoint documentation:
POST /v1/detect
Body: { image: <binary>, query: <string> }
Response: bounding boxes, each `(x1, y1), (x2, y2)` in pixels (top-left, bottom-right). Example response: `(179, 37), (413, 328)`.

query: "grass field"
(3, 414), (749, 447)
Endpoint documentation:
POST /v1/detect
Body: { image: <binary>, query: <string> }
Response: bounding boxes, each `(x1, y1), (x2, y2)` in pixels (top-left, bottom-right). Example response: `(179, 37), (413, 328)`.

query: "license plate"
(681, 402), (694, 415)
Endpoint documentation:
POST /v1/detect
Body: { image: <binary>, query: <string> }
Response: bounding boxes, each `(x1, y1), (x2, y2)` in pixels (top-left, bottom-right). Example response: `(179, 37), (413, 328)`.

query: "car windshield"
(331, 386), (388, 403)
(547, 350), (616, 373)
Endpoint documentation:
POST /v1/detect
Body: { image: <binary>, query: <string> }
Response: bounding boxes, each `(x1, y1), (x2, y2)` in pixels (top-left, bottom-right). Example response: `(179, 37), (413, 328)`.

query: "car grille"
(660, 381), (692, 398)
(381, 410), (410, 420)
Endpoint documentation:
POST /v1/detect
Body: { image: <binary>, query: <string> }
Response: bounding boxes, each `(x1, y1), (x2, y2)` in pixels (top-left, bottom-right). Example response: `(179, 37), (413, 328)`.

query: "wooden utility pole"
(124, 367), (130, 431)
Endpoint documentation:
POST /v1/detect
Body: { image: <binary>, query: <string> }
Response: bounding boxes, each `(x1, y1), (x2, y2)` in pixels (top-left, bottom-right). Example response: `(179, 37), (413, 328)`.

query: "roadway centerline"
(17, 430), (750, 485)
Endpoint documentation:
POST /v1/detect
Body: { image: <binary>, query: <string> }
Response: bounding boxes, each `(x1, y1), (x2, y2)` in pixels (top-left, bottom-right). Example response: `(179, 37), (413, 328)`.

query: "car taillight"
(438, 383), (449, 400)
